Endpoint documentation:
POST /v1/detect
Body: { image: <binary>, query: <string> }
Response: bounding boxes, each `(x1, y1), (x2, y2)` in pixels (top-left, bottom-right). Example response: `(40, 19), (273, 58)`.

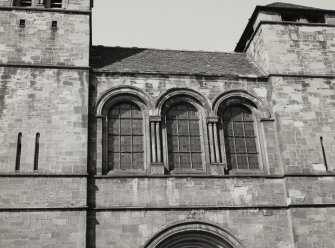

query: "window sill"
(169, 169), (206, 175)
(227, 169), (265, 175)
(93, 174), (283, 179)
(106, 169), (147, 176)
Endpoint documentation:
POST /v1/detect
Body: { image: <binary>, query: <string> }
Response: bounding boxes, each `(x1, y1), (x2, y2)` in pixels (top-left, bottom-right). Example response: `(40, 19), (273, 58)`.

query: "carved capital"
(149, 115), (162, 122)
(207, 116), (219, 124)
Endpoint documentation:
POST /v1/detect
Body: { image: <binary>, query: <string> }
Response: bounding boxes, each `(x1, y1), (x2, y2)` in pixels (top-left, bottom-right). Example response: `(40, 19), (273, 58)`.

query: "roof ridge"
(265, 2), (321, 10)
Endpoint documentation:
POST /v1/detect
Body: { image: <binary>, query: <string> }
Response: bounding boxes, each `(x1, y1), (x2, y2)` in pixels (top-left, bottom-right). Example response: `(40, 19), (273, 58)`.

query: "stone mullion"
(150, 121), (157, 163)
(213, 122), (220, 163)
(96, 117), (103, 175)
(208, 122), (215, 163)
(156, 122), (162, 163)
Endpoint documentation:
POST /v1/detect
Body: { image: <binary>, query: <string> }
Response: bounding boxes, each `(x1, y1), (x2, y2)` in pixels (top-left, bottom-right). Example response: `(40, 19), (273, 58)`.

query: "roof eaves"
(91, 69), (268, 80)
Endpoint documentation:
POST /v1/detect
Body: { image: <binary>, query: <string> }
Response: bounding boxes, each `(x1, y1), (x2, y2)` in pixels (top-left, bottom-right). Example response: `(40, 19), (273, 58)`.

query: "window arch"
(107, 102), (144, 172)
(221, 105), (259, 171)
(165, 103), (203, 171)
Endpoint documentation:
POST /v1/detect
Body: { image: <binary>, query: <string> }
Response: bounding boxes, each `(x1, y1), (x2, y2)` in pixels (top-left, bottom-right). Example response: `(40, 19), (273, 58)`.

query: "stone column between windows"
(207, 117), (226, 175)
(150, 116), (164, 174)
(96, 116), (103, 175)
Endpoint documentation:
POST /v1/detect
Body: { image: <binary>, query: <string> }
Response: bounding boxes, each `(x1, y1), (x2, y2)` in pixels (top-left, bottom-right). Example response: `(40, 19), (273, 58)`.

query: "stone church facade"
(0, 1), (335, 247)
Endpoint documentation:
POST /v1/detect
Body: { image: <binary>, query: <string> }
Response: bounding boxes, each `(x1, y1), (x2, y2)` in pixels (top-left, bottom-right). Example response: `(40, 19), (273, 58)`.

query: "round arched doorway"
(154, 230), (233, 248)
(142, 221), (246, 248)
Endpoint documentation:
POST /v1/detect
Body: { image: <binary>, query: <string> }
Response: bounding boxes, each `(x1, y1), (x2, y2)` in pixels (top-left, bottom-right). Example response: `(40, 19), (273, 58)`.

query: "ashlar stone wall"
(0, 67), (88, 173)
(91, 210), (293, 248)
(0, 211), (86, 248)
(247, 23), (335, 75)
(0, 10), (90, 66)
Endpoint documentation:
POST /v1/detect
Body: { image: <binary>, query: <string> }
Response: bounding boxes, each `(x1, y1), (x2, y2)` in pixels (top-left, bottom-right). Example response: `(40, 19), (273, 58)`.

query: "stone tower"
(0, 0), (91, 247)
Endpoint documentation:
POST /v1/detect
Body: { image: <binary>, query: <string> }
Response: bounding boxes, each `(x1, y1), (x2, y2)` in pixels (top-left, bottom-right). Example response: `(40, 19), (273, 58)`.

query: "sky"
(92, 0), (335, 52)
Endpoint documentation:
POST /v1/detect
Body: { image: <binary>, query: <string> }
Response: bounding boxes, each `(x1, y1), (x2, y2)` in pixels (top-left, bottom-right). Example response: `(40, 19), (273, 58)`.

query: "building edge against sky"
(0, 1), (335, 248)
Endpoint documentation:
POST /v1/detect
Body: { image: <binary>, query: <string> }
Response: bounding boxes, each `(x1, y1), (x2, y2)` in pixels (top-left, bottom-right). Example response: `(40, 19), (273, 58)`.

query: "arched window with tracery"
(108, 102), (144, 171)
(221, 105), (259, 171)
(166, 103), (203, 171)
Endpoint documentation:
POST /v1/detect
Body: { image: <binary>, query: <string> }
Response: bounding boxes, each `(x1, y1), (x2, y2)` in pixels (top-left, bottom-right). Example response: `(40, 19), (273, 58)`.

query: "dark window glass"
(282, 13), (325, 23)
(14, 0), (32, 7)
(108, 103), (144, 171)
(45, 0), (62, 8)
(166, 103), (202, 171)
(222, 105), (259, 171)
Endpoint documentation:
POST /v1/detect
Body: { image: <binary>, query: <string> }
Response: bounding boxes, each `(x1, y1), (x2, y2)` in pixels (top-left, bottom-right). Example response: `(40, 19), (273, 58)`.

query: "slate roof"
(266, 2), (321, 10)
(90, 46), (264, 77)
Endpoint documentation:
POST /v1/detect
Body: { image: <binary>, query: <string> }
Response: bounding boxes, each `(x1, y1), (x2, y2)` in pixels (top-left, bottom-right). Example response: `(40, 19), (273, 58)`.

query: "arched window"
(221, 105), (259, 171)
(108, 102), (144, 171)
(166, 103), (202, 171)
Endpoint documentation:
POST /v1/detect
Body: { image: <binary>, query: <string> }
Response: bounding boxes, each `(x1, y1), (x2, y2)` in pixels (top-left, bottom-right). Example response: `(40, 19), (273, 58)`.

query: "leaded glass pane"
(235, 138), (247, 153)
(132, 119), (143, 135)
(108, 153), (119, 170)
(109, 136), (120, 151)
(120, 153), (131, 170)
(179, 136), (190, 151)
(237, 154), (248, 169)
(246, 138), (258, 153)
(190, 136), (201, 151)
(120, 119), (131, 135)
(180, 153), (191, 169)
(191, 153), (202, 169)
(248, 154), (259, 169)
(109, 119), (120, 134)
(189, 120), (200, 135)
(233, 122), (244, 136)
(244, 122), (255, 136)
(133, 153), (144, 170)
(178, 120), (189, 135)
(132, 136), (143, 152)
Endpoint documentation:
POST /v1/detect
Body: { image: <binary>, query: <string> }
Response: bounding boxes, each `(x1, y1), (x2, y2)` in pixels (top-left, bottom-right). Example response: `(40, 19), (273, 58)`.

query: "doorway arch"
(142, 221), (246, 248)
